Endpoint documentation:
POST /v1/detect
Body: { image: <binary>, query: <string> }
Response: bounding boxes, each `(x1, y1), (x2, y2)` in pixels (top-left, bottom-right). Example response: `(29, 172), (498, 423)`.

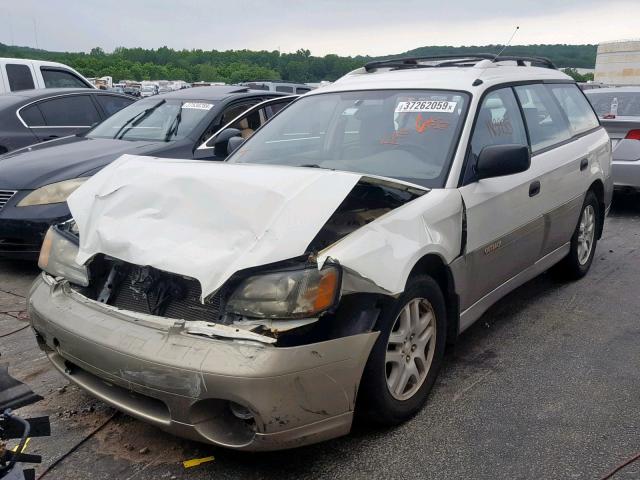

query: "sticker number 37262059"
(395, 100), (457, 113)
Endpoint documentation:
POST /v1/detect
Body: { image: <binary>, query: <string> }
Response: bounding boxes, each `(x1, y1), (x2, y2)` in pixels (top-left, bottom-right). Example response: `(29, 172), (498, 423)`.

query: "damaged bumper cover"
(28, 275), (378, 451)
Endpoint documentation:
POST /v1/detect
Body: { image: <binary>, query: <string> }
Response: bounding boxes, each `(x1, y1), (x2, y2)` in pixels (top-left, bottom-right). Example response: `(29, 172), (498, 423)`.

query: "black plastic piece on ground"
(0, 367), (43, 411)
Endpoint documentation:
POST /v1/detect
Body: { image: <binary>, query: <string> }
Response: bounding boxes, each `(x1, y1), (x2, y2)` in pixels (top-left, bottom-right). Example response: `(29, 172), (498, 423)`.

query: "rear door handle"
(529, 181), (541, 197)
(580, 158), (589, 171)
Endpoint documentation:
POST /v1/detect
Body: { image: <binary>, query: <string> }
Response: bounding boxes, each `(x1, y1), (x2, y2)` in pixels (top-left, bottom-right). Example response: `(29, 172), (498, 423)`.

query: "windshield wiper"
(113, 100), (166, 140)
(163, 108), (182, 142)
(299, 163), (333, 170)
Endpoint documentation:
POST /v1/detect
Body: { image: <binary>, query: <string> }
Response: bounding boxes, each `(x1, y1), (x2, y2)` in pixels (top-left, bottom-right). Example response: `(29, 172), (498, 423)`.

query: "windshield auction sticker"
(182, 102), (213, 110)
(395, 100), (457, 113)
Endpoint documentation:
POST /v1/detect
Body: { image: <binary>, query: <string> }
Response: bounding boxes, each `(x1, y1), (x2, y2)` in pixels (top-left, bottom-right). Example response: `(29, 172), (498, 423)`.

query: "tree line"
(0, 42), (597, 83)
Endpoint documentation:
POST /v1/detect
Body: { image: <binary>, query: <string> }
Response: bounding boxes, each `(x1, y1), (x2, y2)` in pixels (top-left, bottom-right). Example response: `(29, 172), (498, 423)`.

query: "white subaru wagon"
(29, 54), (612, 451)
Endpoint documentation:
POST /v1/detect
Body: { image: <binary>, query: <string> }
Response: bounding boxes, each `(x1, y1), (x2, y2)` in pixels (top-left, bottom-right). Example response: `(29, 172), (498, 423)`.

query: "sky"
(1, 0), (639, 56)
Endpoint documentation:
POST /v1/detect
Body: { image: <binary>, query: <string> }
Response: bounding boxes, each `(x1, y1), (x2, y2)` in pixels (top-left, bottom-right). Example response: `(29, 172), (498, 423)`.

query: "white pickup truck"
(0, 58), (94, 94)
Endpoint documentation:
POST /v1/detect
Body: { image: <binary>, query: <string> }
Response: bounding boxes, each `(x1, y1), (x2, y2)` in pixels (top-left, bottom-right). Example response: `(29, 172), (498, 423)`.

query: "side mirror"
(227, 136), (245, 155)
(210, 127), (242, 148)
(476, 144), (531, 180)
(210, 127), (241, 158)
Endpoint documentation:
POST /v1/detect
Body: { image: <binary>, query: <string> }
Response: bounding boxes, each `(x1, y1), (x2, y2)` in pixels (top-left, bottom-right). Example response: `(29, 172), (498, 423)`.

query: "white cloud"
(0, 0), (637, 56)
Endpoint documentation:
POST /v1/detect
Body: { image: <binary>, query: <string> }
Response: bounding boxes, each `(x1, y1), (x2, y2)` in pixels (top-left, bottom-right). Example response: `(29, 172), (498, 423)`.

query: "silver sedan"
(586, 87), (640, 190)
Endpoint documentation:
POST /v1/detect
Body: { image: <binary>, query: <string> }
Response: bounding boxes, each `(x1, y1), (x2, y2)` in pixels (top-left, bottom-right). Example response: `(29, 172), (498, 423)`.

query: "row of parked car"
(1, 53), (639, 451)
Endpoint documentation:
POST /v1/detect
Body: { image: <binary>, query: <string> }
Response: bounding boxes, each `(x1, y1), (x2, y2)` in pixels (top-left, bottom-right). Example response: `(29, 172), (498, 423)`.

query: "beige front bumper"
(28, 275), (378, 451)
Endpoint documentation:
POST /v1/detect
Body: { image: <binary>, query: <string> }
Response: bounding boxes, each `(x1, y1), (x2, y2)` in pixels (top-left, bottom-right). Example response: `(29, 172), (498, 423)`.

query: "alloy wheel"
(577, 204), (596, 265)
(385, 298), (437, 401)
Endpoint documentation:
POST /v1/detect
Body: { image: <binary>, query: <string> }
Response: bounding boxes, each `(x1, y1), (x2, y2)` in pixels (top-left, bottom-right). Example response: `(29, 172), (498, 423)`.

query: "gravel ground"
(1, 193), (638, 480)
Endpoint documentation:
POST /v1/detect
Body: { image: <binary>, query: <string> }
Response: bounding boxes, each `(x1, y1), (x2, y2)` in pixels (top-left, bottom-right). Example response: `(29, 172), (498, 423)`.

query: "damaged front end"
(42, 175), (424, 347)
(29, 163), (430, 450)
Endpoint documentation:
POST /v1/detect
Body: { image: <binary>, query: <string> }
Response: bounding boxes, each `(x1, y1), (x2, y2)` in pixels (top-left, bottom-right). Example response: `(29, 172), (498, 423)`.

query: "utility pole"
(8, 13), (14, 45)
(33, 17), (39, 49)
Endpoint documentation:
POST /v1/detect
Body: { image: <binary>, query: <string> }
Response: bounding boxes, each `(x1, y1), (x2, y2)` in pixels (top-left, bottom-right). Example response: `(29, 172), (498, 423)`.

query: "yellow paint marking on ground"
(11, 437), (30, 453)
(183, 455), (215, 468)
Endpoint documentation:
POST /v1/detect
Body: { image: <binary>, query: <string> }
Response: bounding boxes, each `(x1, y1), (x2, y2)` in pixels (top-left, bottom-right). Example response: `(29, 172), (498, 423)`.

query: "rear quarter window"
(549, 84), (599, 135)
(20, 104), (46, 127)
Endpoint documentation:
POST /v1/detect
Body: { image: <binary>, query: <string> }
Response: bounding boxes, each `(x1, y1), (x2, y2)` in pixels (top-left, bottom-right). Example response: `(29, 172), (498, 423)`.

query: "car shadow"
(609, 190), (640, 217)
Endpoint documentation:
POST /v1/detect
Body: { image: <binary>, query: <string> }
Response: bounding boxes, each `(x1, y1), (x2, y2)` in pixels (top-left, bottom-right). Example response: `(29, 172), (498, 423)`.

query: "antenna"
(471, 26), (520, 87)
(496, 26), (519, 57)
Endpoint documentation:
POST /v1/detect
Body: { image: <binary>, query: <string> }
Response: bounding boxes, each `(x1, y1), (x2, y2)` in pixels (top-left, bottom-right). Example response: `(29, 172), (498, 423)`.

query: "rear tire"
(553, 190), (600, 280)
(358, 275), (447, 426)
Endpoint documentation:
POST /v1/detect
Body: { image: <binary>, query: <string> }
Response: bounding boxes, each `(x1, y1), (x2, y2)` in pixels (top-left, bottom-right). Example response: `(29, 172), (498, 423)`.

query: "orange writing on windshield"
(415, 114), (449, 133)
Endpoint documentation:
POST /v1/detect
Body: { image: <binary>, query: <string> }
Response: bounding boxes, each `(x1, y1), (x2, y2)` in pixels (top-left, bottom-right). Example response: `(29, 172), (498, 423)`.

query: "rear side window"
(41, 68), (88, 88)
(470, 88), (528, 160)
(296, 87), (311, 94)
(275, 86), (294, 93)
(20, 104), (46, 127)
(515, 84), (571, 152)
(95, 94), (134, 116)
(36, 95), (101, 126)
(6, 64), (35, 91)
(549, 84), (599, 135)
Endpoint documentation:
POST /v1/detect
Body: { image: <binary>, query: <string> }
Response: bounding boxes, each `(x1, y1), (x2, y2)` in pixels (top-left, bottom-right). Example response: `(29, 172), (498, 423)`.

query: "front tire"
(554, 190), (600, 280)
(358, 275), (447, 426)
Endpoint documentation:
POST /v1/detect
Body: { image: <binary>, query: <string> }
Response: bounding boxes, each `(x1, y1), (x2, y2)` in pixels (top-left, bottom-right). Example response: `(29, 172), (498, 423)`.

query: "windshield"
(586, 91), (640, 117)
(228, 89), (469, 187)
(87, 99), (213, 142)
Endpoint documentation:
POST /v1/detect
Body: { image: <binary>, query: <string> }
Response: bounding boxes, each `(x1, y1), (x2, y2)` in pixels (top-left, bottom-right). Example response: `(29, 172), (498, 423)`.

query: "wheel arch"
(407, 253), (459, 345)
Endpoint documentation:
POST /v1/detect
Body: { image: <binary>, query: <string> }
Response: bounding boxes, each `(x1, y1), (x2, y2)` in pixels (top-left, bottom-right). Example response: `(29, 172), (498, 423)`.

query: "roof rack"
(363, 54), (557, 72)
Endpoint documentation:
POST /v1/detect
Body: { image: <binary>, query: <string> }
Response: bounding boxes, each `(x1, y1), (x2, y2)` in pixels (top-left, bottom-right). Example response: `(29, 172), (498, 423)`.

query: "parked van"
(0, 58), (94, 94)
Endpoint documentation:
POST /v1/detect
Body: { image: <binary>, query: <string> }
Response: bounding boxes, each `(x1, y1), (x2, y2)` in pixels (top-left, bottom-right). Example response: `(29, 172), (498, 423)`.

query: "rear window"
(6, 64), (35, 91)
(585, 91), (640, 117)
(549, 84), (599, 135)
(41, 68), (88, 88)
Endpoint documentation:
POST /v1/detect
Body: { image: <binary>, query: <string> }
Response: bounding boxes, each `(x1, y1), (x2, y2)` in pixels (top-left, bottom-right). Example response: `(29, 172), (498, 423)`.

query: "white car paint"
(66, 59), (612, 334)
(68, 155), (363, 299)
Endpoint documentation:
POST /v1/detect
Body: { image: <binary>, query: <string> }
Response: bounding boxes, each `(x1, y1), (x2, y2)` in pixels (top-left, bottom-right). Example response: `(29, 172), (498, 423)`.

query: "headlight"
(17, 178), (88, 207)
(226, 265), (341, 319)
(38, 226), (88, 286)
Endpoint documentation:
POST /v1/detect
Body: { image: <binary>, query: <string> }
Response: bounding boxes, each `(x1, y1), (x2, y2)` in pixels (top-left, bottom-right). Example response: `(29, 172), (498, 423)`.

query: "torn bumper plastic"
(28, 275), (378, 451)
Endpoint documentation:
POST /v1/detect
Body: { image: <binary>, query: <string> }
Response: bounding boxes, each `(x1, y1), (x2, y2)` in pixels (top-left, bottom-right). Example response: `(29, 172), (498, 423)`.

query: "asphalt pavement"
(1, 193), (639, 480)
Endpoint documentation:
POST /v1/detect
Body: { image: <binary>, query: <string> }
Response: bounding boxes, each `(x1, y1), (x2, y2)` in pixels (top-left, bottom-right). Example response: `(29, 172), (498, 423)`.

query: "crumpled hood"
(0, 137), (162, 190)
(68, 154), (363, 298)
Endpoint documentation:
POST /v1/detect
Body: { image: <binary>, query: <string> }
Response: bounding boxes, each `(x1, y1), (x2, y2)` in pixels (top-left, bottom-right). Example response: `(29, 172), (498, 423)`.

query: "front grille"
(0, 190), (17, 211)
(107, 264), (225, 323)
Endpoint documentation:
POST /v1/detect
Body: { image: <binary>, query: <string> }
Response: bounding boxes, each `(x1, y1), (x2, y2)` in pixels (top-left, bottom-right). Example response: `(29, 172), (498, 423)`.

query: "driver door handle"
(529, 181), (541, 197)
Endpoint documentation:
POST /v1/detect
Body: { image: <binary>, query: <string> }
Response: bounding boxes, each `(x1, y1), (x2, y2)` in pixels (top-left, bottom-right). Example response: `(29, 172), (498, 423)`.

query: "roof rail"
(363, 54), (557, 72)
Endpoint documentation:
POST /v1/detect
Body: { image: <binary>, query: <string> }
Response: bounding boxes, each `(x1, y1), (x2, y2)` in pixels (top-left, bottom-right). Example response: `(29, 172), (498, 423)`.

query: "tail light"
(625, 129), (640, 140)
